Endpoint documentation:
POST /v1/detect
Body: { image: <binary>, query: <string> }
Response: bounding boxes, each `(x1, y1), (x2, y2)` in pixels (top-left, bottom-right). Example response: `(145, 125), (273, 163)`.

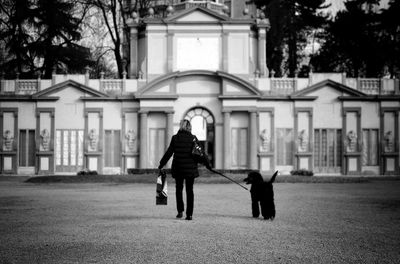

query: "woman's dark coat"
(159, 130), (199, 179)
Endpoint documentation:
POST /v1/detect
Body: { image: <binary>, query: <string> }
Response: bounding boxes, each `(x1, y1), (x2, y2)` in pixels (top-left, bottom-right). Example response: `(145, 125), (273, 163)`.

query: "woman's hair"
(179, 119), (192, 132)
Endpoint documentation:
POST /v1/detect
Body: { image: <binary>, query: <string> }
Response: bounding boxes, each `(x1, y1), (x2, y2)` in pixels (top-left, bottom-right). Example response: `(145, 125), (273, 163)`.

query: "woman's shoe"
(176, 212), (183, 218)
(185, 216), (192, 220)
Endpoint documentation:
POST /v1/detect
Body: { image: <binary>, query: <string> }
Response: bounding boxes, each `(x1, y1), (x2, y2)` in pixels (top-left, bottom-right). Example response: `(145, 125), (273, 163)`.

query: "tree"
(380, 0), (400, 77)
(310, 0), (392, 77)
(88, 0), (154, 78)
(0, 0), (92, 78)
(255, 0), (328, 77)
(0, 0), (35, 77)
(31, 0), (92, 78)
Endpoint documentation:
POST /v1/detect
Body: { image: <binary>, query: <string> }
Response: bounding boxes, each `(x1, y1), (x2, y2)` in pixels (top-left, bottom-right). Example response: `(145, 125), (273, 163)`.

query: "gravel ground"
(0, 180), (399, 263)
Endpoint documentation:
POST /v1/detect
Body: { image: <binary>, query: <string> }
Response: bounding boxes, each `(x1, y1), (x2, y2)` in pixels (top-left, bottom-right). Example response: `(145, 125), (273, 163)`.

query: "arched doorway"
(184, 107), (215, 167)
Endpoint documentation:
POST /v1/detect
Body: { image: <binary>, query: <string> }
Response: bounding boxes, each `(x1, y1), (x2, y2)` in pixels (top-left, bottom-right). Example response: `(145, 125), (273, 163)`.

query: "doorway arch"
(184, 107), (215, 167)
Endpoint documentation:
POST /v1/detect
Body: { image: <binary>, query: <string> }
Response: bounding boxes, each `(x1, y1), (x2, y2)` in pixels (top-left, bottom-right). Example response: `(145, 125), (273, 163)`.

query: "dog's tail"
(269, 171), (279, 183)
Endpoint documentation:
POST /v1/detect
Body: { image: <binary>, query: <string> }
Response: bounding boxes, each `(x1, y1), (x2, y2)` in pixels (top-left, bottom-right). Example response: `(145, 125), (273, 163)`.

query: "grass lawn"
(0, 179), (399, 263)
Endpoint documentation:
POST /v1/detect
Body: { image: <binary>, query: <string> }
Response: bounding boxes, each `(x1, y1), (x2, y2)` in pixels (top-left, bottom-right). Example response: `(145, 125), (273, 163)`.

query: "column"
(249, 111), (258, 169)
(129, 27), (138, 78)
(222, 32), (229, 72)
(167, 33), (174, 72)
(258, 28), (267, 77)
(166, 112), (174, 149)
(223, 111), (231, 169)
(139, 112), (148, 168)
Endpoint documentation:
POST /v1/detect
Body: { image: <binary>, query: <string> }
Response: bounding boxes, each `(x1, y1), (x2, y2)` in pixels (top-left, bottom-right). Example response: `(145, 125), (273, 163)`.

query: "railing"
(358, 79), (380, 95)
(100, 80), (124, 95)
(266, 77), (398, 96)
(0, 75), (398, 96)
(269, 78), (296, 95)
(174, 1), (224, 13)
(15, 80), (39, 94)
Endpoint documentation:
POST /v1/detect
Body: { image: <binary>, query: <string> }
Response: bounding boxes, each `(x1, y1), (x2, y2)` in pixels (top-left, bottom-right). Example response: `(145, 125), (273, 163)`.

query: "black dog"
(243, 170), (278, 220)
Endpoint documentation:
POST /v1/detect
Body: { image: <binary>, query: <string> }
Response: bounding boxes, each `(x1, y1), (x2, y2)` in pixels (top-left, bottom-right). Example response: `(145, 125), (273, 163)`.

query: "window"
(176, 37), (220, 71)
(104, 130), (121, 167)
(231, 128), (248, 168)
(362, 129), (379, 166)
(276, 128), (293, 165)
(148, 128), (165, 168)
(56, 130), (83, 172)
(314, 129), (342, 172)
(19, 130), (35, 167)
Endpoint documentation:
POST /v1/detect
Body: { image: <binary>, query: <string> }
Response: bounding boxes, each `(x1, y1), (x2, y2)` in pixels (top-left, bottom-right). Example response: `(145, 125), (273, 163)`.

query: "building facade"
(0, 0), (399, 176)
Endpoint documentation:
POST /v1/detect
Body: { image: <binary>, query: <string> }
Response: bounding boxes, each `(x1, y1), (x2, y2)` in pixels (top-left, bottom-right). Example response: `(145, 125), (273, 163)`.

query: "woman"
(158, 119), (210, 220)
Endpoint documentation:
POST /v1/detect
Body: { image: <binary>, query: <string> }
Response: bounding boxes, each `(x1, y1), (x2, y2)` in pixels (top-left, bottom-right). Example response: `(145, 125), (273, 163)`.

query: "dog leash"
(208, 168), (249, 191)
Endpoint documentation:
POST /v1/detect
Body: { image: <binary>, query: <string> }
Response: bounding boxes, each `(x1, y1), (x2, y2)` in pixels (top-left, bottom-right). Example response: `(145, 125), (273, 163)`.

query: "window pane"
(328, 129), (335, 167)
(63, 131), (69, 165)
(78, 131), (83, 166)
(104, 130), (112, 167)
(285, 129), (293, 165)
(56, 130), (61, 166)
(314, 129), (320, 167)
(231, 128), (239, 167)
(276, 129), (284, 165)
(28, 130), (35, 166)
(362, 130), (369, 166)
(370, 130), (378, 166)
(19, 130), (27, 166)
(239, 128), (248, 167)
(70, 131), (76, 166)
(113, 130), (121, 167)
(321, 130), (327, 167)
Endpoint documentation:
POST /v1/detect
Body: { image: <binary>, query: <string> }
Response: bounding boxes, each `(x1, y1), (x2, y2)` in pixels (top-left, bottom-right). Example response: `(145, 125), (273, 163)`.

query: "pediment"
(165, 6), (229, 23)
(136, 70), (261, 99)
(292, 79), (366, 98)
(223, 80), (259, 97)
(142, 82), (173, 95)
(32, 80), (109, 98)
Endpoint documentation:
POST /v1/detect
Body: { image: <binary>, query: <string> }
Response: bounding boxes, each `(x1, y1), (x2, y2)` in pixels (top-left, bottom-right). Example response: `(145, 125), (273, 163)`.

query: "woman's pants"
(175, 177), (194, 216)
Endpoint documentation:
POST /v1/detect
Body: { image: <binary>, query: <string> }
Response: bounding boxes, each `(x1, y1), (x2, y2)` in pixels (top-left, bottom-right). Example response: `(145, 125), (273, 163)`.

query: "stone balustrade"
(269, 78), (297, 95)
(101, 79), (124, 95)
(174, 1), (224, 13)
(0, 73), (399, 96)
(15, 80), (40, 94)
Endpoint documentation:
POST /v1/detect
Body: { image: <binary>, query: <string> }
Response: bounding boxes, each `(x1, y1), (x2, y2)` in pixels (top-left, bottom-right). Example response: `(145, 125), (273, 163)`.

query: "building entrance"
(184, 107), (215, 167)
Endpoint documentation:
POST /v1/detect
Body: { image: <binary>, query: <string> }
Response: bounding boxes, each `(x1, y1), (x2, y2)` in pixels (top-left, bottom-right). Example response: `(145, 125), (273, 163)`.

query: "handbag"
(192, 137), (204, 160)
(156, 169), (167, 205)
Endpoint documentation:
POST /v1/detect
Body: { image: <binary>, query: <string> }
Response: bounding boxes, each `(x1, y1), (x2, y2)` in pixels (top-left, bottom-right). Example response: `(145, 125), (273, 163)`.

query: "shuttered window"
(231, 128), (248, 168)
(19, 130), (35, 166)
(104, 130), (121, 167)
(314, 129), (342, 172)
(276, 128), (293, 165)
(148, 128), (165, 168)
(362, 129), (379, 166)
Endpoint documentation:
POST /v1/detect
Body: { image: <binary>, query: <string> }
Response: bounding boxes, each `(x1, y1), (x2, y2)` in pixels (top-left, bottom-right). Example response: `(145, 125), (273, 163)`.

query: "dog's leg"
(252, 201), (260, 218)
(261, 201), (275, 220)
(251, 192), (260, 218)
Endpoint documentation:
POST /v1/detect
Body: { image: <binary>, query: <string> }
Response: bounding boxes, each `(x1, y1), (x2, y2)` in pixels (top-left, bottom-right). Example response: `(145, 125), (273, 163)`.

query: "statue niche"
(384, 131), (394, 152)
(40, 129), (50, 151)
(3, 130), (14, 151)
(88, 129), (98, 151)
(125, 129), (137, 151)
(297, 129), (308, 152)
(259, 129), (270, 152)
(346, 130), (357, 152)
